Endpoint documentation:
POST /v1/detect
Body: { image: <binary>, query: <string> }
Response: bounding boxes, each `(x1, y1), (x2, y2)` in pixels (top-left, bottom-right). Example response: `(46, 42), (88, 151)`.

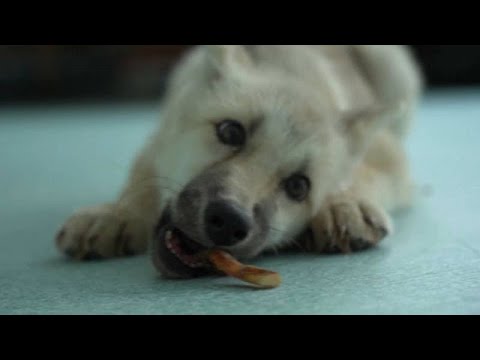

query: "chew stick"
(207, 249), (281, 289)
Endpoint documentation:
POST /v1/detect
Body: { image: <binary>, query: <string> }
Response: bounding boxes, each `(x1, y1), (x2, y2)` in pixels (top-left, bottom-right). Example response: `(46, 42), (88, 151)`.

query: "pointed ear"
(205, 45), (252, 76)
(342, 101), (408, 154)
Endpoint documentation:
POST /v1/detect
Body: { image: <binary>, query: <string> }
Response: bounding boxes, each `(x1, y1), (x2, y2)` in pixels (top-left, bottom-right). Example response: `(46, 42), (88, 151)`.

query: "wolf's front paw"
(55, 204), (149, 260)
(310, 195), (393, 253)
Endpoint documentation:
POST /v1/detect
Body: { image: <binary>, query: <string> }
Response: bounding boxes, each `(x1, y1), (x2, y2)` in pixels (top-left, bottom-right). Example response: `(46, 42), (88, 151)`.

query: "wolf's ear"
(342, 101), (407, 154)
(205, 45), (252, 76)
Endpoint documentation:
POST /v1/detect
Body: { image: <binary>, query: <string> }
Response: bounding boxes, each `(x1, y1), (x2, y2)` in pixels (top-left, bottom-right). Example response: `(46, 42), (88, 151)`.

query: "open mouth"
(152, 209), (211, 278)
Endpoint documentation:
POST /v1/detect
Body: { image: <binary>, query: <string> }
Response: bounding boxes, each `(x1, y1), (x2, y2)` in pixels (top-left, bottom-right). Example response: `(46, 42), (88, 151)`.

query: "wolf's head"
(151, 45), (395, 278)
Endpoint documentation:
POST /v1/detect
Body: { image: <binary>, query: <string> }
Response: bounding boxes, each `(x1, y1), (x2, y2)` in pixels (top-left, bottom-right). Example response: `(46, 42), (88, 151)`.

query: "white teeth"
(188, 262), (201, 268)
(164, 231), (204, 268)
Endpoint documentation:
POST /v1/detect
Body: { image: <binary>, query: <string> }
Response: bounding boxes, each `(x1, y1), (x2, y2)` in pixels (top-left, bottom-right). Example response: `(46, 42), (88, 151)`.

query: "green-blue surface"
(1, 89), (479, 314)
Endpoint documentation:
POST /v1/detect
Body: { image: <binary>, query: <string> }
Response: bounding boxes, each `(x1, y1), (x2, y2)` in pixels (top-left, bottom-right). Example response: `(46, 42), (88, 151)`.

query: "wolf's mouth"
(164, 228), (206, 268)
(152, 210), (211, 278)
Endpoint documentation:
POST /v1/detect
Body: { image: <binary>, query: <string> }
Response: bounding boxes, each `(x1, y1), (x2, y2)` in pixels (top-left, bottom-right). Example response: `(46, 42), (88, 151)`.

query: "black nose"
(205, 201), (252, 246)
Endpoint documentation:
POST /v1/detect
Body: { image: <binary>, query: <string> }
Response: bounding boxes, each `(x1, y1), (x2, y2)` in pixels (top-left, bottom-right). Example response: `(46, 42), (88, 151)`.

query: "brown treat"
(206, 249), (281, 289)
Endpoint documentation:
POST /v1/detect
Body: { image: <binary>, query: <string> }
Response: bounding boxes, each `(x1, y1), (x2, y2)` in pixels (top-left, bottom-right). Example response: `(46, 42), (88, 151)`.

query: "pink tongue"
(167, 235), (197, 264)
(180, 254), (195, 263)
(170, 239), (182, 253)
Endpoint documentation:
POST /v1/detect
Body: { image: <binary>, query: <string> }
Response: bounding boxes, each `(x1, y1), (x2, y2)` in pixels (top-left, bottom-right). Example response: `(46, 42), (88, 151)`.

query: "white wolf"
(56, 45), (423, 278)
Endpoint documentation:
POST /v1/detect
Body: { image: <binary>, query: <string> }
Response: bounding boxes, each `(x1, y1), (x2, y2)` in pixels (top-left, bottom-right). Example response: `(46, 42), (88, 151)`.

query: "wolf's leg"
(55, 150), (162, 260)
(304, 131), (413, 253)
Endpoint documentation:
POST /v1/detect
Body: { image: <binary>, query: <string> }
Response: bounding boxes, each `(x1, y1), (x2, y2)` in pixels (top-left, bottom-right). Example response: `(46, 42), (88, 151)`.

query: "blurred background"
(1, 45), (480, 104)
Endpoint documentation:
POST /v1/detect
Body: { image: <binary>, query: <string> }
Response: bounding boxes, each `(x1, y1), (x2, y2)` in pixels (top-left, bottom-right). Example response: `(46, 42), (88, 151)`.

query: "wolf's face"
(151, 46), (389, 278)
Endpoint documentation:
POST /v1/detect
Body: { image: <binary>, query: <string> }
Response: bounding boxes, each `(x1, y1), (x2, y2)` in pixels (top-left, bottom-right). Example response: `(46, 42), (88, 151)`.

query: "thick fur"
(56, 45), (423, 276)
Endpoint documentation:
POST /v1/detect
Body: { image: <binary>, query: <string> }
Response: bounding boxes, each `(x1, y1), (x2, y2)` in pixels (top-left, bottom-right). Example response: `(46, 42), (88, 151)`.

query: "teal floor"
(1, 89), (479, 315)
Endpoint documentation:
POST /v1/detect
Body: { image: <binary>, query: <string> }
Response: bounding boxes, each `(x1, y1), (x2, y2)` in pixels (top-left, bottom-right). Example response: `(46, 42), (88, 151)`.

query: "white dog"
(56, 45), (423, 278)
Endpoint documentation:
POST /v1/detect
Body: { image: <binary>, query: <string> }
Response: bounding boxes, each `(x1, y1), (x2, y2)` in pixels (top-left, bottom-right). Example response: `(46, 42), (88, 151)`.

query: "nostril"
(233, 230), (247, 240)
(205, 201), (252, 246)
(209, 215), (225, 230)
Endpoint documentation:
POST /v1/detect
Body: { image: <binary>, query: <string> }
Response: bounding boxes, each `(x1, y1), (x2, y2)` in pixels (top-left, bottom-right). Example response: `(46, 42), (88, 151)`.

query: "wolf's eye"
(216, 120), (246, 147)
(284, 174), (310, 202)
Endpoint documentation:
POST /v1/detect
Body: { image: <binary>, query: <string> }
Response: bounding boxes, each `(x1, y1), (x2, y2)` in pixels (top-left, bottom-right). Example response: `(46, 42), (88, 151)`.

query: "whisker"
(127, 174), (183, 192)
(290, 239), (308, 252)
(118, 186), (180, 208)
(266, 225), (289, 241)
(270, 244), (280, 255)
